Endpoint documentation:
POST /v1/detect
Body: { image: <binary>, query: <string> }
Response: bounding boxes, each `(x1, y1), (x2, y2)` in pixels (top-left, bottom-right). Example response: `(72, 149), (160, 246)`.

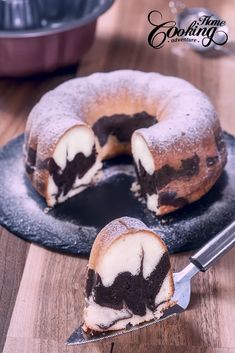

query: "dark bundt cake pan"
(0, 0), (114, 77)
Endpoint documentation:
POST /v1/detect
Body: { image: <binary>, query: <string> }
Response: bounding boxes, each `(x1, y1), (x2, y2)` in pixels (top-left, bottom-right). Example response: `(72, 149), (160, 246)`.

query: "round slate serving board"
(0, 132), (235, 256)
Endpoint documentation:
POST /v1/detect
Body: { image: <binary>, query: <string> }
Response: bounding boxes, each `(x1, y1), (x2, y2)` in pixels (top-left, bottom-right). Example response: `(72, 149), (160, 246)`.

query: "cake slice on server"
(83, 217), (174, 332)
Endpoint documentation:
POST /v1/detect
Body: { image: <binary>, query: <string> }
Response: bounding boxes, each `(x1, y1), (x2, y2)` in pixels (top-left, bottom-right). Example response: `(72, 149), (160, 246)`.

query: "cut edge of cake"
(83, 217), (174, 333)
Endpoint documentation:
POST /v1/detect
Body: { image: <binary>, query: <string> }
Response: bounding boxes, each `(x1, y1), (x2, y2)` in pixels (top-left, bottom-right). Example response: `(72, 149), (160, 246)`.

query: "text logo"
(148, 10), (228, 49)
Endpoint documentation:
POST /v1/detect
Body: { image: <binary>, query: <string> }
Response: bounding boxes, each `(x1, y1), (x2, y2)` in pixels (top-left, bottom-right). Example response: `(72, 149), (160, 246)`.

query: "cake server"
(66, 221), (235, 345)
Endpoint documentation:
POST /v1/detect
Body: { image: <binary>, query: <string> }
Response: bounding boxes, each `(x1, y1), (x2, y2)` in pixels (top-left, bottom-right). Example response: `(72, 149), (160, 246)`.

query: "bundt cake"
(83, 217), (174, 332)
(24, 70), (227, 215)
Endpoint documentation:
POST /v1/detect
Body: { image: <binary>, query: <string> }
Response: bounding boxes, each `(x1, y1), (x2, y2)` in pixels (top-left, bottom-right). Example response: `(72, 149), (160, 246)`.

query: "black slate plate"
(0, 133), (234, 256)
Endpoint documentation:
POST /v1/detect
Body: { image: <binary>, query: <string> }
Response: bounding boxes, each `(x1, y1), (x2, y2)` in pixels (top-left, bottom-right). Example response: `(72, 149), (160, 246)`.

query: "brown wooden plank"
(0, 60), (78, 351)
(0, 83), (31, 351)
(3, 340), (235, 353)
(2, 245), (111, 353)
(0, 229), (29, 353)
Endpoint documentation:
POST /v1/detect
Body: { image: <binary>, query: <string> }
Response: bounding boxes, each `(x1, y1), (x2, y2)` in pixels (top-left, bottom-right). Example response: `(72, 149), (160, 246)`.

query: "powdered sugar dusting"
(94, 216), (150, 248)
(26, 70), (217, 160)
(25, 69), (221, 209)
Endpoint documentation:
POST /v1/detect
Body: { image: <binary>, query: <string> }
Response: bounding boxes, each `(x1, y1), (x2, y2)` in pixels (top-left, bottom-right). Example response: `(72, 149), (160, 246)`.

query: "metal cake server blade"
(67, 221), (235, 345)
(66, 305), (183, 345)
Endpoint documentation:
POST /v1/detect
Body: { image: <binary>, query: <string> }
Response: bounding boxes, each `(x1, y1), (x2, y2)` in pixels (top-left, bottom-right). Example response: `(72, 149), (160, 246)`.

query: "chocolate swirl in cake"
(25, 146), (97, 199)
(86, 251), (170, 317)
(47, 146), (96, 198)
(92, 112), (157, 147)
(134, 154), (200, 207)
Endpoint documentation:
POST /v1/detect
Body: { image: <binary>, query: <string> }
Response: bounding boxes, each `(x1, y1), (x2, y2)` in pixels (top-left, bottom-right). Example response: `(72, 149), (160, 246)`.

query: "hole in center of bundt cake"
(43, 112), (158, 205)
(92, 111), (157, 155)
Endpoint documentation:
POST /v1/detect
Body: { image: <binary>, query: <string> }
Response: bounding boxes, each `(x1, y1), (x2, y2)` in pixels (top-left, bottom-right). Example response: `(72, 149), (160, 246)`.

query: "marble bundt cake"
(24, 70), (227, 215)
(83, 217), (174, 332)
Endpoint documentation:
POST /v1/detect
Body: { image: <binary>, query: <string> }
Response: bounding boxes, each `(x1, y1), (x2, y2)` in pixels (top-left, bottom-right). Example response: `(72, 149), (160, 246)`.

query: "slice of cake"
(83, 217), (174, 332)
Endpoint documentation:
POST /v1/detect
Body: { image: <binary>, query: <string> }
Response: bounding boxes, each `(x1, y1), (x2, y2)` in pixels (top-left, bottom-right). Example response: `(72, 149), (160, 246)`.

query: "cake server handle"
(189, 221), (235, 272)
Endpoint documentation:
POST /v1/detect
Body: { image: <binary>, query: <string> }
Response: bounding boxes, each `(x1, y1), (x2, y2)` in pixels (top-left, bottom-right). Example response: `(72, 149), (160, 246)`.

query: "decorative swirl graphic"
(148, 10), (228, 49)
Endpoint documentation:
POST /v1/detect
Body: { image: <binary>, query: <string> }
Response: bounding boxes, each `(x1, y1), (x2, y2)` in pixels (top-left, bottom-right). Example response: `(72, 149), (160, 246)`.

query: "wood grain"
(0, 229), (28, 353)
(0, 71), (77, 350)
(1, 0), (235, 352)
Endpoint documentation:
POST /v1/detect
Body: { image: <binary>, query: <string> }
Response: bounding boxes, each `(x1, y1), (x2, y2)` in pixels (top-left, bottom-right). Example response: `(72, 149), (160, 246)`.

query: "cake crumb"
(44, 207), (52, 214)
(130, 181), (141, 194)
(92, 169), (104, 184)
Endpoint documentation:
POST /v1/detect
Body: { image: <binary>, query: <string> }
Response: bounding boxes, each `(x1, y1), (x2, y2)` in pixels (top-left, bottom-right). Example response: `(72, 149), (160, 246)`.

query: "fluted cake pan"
(0, 0), (114, 77)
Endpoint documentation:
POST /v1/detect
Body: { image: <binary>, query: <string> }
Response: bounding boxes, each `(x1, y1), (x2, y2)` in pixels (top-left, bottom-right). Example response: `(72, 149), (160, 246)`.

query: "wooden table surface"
(0, 1), (235, 352)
